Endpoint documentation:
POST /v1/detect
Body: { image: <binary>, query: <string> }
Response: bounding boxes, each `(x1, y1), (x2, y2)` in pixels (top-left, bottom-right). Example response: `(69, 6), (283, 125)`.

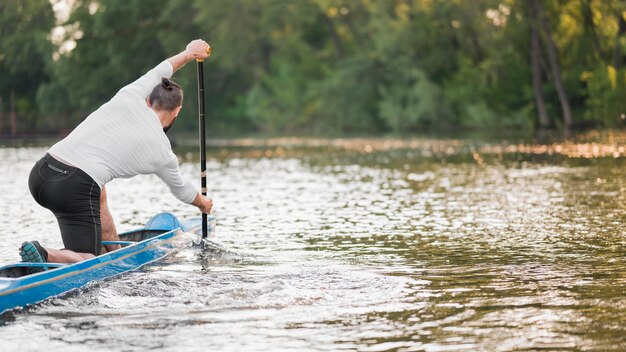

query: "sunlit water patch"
(0, 139), (625, 351)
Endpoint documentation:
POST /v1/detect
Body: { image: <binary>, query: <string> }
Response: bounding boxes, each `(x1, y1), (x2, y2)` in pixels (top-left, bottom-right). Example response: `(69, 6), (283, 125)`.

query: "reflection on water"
(0, 136), (625, 351)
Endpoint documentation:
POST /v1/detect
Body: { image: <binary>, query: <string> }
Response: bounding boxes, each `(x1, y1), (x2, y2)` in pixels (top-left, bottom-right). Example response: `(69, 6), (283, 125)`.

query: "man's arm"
(155, 154), (213, 214)
(118, 39), (210, 99)
(168, 39), (211, 73)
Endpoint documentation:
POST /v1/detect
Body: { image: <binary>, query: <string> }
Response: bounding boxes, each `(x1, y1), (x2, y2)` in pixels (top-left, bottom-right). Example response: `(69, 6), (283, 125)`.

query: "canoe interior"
(119, 229), (169, 242)
(0, 266), (30, 279)
(0, 229), (168, 279)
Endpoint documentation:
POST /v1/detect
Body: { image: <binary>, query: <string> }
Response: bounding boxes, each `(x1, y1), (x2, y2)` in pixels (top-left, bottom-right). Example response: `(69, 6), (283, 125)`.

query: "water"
(0, 136), (625, 351)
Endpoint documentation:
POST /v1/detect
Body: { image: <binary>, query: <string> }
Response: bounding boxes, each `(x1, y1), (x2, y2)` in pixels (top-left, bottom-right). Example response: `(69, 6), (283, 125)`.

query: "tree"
(529, 0), (551, 128)
(7, 0), (626, 136)
(534, 0), (574, 129)
(0, 0), (54, 135)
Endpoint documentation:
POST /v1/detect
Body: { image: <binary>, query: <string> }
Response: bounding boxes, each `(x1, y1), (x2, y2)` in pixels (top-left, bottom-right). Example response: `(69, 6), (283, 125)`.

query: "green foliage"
(584, 65), (626, 126)
(445, 56), (488, 127)
(39, 0), (168, 117)
(0, 0), (54, 131)
(3, 0), (626, 135)
(379, 67), (449, 131)
(312, 55), (385, 133)
(0, 1), (54, 79)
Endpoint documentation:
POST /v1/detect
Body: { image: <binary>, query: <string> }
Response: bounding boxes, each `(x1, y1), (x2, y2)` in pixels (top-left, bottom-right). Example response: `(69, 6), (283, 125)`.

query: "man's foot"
(19, 241), (49, 273)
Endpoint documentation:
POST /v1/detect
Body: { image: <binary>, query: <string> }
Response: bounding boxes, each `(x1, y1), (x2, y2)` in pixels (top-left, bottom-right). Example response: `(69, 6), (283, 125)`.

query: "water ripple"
(0, 142), (624, 351)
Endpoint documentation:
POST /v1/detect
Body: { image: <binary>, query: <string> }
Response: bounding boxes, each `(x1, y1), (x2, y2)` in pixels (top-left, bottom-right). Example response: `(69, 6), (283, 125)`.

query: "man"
(21, 39), (213, 269)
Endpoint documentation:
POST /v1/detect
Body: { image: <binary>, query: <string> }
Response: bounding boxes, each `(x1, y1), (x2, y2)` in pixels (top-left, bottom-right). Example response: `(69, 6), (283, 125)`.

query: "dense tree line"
(1, 0), (626, 136)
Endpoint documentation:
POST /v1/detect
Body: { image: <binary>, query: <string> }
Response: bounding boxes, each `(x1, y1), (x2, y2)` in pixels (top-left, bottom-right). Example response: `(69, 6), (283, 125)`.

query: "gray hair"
(149, 78), (183, 111)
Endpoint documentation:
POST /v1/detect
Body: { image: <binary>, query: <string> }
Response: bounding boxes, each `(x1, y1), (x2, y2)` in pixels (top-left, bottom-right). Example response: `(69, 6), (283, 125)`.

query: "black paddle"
(197, 45), (211, 239)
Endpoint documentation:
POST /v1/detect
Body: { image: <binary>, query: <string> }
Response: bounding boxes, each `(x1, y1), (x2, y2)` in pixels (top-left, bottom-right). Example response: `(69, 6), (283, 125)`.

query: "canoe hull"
(0, 213), (205, 314)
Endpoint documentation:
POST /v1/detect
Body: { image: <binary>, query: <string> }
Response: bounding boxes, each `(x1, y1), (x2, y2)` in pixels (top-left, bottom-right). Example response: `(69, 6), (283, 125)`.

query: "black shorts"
(28, 154), (102, 255)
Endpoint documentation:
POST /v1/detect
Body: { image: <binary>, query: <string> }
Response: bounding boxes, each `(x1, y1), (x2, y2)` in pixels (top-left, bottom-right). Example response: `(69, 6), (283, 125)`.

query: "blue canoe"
(0, 212), (212, 314)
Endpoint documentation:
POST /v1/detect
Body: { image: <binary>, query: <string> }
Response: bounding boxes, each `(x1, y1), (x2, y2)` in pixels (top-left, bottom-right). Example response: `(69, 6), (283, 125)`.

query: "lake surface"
(0, 135), (625, 351)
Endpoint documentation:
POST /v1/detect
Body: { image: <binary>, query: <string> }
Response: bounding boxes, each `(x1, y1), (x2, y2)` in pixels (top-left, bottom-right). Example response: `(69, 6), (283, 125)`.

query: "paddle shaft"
(197, 58), (208, 238)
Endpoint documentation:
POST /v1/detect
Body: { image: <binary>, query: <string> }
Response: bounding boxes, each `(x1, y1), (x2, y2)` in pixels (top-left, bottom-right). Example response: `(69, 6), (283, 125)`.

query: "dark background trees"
(1, 0), (626, 137)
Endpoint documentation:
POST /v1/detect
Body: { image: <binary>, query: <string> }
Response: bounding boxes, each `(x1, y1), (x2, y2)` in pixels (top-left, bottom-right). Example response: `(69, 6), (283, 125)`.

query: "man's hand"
(169, 39), (211, 72)
(185, 39), (211, 60)
(192, 193), (213, 214)
(199, 197), (213, 214)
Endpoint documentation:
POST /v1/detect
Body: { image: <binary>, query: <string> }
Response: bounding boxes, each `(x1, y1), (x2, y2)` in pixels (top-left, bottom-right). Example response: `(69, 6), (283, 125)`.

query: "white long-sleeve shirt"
(48, 61), (198, 204)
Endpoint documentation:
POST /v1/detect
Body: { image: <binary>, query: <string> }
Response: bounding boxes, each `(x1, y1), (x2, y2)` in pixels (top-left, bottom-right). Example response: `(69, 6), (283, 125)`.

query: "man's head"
(147, 78), (183, 133)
